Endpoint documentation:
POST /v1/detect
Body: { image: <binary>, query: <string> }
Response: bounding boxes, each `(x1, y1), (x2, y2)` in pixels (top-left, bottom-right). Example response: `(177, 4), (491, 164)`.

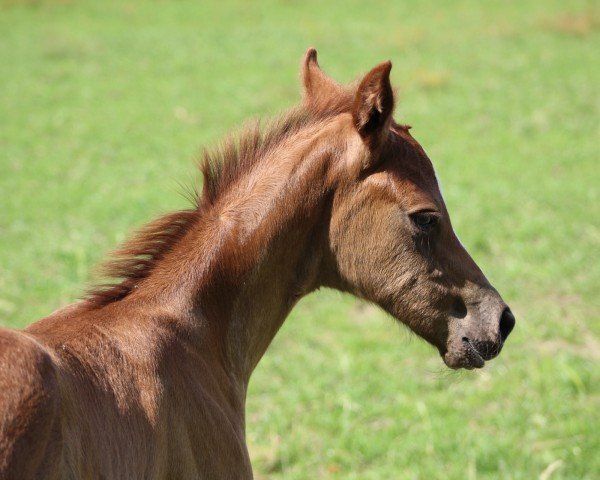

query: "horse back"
(0, 327), (63, 479)
(1, 304), (254, 479)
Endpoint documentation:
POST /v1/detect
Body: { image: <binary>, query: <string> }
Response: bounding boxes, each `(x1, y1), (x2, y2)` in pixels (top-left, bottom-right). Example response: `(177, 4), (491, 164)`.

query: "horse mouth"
(460, 338), (486, 369)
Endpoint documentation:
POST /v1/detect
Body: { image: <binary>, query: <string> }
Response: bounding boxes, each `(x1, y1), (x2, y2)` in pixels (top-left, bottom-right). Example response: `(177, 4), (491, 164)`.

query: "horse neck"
(136, 118), (346, 385)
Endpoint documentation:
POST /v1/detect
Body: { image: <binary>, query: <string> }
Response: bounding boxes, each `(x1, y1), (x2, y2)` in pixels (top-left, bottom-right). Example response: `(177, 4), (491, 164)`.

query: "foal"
(0, 49), (514, 479)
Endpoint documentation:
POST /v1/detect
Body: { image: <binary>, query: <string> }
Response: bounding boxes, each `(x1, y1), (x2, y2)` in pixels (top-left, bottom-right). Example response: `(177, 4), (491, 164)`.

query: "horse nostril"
(499, 307), (515, 342)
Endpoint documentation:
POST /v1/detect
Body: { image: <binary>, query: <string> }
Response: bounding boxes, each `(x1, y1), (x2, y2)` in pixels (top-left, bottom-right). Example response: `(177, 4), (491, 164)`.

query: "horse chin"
(442, 345), (485, 370)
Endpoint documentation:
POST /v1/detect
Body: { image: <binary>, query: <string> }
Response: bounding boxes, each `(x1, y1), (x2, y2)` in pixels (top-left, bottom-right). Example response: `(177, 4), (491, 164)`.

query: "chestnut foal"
(0, 49), (514, 479)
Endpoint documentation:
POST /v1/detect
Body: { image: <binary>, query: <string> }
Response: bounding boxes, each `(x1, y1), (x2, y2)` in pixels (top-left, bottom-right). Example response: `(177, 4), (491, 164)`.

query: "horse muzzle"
(443, 306), (515, 370)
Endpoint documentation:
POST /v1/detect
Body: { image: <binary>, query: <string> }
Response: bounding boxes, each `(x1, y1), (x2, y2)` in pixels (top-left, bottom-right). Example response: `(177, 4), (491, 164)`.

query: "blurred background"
(0, 1), (598, 478)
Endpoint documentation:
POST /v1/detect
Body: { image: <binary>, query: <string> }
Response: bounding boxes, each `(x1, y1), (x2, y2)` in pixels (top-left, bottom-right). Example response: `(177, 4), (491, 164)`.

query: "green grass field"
(1, 1), (598, 478)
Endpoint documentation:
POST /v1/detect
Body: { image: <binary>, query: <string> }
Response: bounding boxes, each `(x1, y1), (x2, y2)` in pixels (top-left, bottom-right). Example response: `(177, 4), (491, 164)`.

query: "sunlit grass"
(0, 1), (598, 478)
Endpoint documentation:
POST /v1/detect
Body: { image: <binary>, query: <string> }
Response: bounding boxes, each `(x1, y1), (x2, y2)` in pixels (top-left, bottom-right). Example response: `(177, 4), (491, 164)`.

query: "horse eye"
(410, 212), (440, 231)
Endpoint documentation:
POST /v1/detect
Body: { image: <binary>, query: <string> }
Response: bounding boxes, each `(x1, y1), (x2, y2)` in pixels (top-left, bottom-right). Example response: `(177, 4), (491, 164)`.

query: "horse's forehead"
(384, 134), (442, 202)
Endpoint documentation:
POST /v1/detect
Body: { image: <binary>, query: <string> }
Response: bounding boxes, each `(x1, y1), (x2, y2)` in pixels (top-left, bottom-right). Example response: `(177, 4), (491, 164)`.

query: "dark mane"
(85, 103), (347, 308)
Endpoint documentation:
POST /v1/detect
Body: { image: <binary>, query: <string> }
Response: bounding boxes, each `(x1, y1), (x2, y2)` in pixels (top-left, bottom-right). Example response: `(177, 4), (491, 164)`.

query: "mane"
(85, 210), (199, 307)
(200, 106), (318, 206)
(85, 102), (350, 308)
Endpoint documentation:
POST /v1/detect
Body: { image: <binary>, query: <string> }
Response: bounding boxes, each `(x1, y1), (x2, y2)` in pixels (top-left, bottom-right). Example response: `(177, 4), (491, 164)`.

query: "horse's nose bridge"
(443, 230), (490, 287)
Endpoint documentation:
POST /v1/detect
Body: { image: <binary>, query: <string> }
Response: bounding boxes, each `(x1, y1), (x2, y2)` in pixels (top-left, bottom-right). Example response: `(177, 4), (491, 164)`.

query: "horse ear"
(352, 61), (394, 148)
(301, 48), (344, 106)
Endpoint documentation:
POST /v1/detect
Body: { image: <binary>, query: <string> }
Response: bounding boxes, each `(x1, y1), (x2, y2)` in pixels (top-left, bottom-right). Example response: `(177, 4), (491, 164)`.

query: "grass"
(0, 1), (598, 478)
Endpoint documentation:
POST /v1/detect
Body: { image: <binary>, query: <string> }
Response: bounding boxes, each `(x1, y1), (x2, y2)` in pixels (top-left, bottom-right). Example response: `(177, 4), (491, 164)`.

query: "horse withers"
(0, 49), (514, 479)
